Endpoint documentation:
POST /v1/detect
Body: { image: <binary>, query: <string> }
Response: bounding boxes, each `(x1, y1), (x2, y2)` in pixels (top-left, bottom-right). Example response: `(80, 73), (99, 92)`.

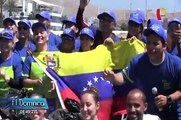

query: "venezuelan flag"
(34, 39), (145, 119)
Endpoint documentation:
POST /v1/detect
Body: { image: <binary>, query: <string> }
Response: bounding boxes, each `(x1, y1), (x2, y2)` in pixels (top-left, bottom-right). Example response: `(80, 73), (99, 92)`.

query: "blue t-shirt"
(48, 32), (61, 48)
(122, 52), (181, 120)
(0, 52), (23, 98)
(14, 41), (36, 62)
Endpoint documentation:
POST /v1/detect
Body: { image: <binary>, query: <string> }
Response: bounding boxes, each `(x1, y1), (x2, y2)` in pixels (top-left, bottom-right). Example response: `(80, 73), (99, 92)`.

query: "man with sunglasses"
(77, 0), (119, 49)
(14, 19), (36, 62)
(3, 17), (19, 43)
(58, 28), (76, 53)
(35, 11), (61, 48)
(167, 18), (181, 57)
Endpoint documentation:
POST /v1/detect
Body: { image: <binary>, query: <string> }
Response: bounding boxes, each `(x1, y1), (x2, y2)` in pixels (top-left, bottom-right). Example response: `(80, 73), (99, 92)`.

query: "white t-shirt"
(123, 114), (161, 120)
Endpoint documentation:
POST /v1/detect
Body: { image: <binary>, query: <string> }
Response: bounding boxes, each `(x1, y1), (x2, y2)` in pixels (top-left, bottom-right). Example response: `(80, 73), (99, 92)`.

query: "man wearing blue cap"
(77, 0), (119, 49)
(141, 18), (162, 43)
(14, 19), (36, 62)
(104, 24), (181, 120)
(59, 28), (76, 53)
(3, 17), (18, 43)
(167, 18), (181, 57)
(0, 29), (23, 98)
(35, 11), (61, 48)
(127, 10), (145, 41)
(79, 28), (94, 52)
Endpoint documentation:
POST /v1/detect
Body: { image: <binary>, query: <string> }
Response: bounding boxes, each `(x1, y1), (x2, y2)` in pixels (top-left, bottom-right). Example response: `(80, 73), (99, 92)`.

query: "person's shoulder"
(166, 52), (181, 64)
(12, 52), (22, 60)
(143, 114), (161, 120)
(132, 52), (146, 62)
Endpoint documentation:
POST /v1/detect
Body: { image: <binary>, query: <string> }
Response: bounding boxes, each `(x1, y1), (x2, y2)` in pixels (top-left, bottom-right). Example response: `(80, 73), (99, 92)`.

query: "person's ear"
(144, 102), (148, 112)
(97, 102), (100, 110)
(91, 40), (94, 46)
(163, 41), (168, 50)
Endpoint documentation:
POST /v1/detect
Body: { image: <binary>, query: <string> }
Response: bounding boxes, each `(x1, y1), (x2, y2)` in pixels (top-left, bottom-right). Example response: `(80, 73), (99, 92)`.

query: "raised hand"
(79, 0), (90, 9)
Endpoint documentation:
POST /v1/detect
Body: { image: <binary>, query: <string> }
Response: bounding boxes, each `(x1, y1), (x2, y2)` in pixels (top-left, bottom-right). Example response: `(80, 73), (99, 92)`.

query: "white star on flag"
(100, 77), (104, 81)
(93, 76), (98, 82)
(87, 80), (93, 87)
(83, 87), (88, 91)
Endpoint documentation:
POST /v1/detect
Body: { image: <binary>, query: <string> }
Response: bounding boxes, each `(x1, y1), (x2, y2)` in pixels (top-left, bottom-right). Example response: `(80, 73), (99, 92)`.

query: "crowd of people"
(0, 0), (181, 119)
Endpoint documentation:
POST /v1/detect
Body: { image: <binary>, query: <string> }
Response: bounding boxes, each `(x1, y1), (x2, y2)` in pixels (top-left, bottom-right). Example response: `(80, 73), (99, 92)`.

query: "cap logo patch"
(151, 25), (160, 32)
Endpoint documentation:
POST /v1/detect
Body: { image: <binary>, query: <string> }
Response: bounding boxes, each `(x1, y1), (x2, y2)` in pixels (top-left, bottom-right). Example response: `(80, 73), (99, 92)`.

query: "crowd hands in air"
(0, 0), (181, 119)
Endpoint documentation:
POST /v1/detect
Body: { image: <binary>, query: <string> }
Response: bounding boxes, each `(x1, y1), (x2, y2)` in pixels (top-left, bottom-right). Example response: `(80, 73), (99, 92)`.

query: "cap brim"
(62, 20), (76, 25)
(129, 19), (142, 24)
(61, 34), (74, 39)
(18, 22), (30, 28)
(0, 36), (13, 40)
(32, 23), (47, 32)
(97, 13), (115, 21)
(3, 18), (16, 26)
(80, 33), (94, 40)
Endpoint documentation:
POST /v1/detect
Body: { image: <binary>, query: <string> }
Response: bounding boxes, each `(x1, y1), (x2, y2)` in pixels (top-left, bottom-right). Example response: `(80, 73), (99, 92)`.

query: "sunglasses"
(18, 26), (28, 31)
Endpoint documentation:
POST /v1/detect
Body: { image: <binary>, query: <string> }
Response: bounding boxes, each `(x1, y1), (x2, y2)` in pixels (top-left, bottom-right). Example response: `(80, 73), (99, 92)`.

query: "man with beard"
(103, 24), (181, 120)
(167, 17), (181, 57)
(125, 89), (160, 120)
(14, 19), (36, 62)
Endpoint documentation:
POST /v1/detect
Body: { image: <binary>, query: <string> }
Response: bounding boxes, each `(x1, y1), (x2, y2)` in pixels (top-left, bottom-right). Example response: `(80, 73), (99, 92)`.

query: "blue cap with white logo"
(97, 11), (116, 22)
(18, 19), (31, 28)
(144, 24), (167, 42)
(3, 18), (16, 26)
(147, 18), (162, 28)
(62, 16), (77, 25)
(36, 11), (51, 21)
(80, 28), (94, 40)
(129, 10), (145, 24)
(61, 28), (75, 39)
(0, 29), (14, 40)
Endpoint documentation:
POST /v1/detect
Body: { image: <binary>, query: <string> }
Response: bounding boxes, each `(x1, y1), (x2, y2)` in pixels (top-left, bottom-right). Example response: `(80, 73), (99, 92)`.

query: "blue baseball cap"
(80, 28), (94, 40)
(18, 19), (31, 28)
(31, 22), (48, 32)
(147, 18), (162, 28)
(0, 29), (14, 40)
(3, 18), (16, 26)
(61, 28), (75, 39)
(35, 11), (51, 21)
(168, 17), (181, 26)
(97, 11), (116, 22)
(144, 24), (167, 42)
(129, 10), (145, 24)
(62, 16), (77, 25)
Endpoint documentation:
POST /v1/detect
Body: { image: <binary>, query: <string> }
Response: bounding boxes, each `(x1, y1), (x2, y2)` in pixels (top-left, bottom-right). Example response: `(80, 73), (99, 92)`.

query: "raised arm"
(76, 0), (89, 32)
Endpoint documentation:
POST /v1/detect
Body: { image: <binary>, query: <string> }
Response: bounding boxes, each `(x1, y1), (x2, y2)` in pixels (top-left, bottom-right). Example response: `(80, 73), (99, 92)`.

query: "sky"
(90, 0), (181, 13)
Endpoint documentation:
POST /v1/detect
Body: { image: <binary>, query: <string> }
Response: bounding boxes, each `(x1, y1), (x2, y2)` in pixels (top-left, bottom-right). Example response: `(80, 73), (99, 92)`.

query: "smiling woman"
(80, 86), (100, 120)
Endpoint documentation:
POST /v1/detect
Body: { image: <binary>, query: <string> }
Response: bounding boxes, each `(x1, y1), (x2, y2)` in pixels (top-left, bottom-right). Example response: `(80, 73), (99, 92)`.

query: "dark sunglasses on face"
(18, 26), (28, 31)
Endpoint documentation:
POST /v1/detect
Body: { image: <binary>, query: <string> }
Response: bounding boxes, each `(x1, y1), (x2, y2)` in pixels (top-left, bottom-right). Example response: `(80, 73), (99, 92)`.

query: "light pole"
(145, 0), (147, 20)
